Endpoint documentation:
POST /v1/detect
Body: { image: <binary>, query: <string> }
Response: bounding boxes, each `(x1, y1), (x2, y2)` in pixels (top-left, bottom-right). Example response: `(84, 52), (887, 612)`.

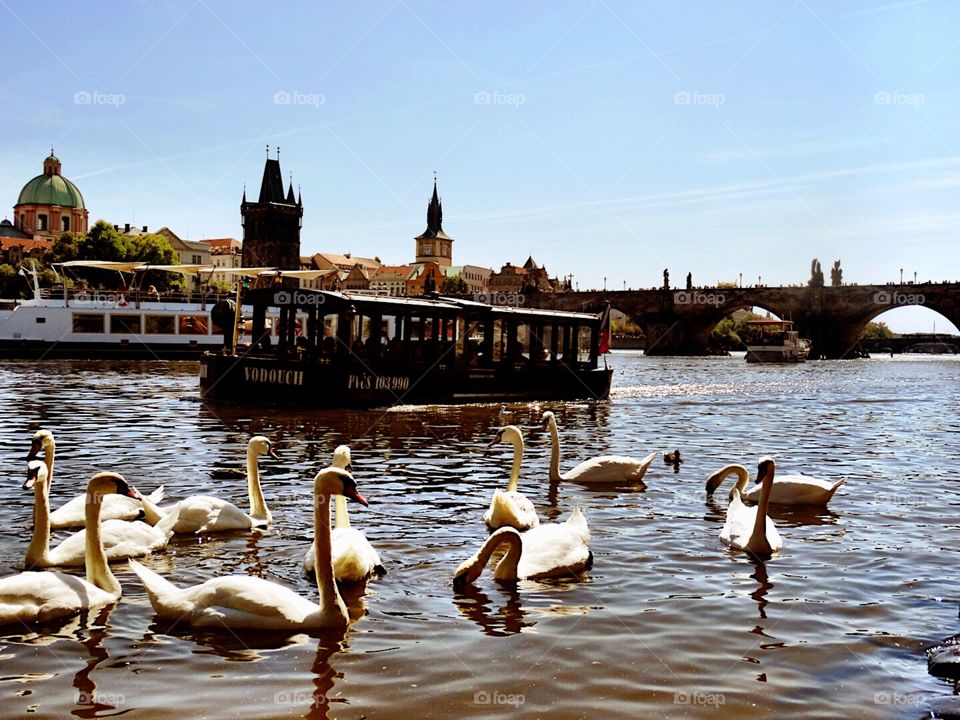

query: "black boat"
(200, 288), (612, 408)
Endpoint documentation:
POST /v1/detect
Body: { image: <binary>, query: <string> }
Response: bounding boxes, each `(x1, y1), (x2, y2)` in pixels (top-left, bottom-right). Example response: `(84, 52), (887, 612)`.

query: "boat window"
(146, 315), (176, 334)
(578, 325), (592, 362)
(509, 322), (531, 362)
(492, 318), (504, 362)
(72, 313), (105, 334)
(35, 317), (46, 324)
(111, 314), (142, 334)
(178, 315), (209, 335)
(538, 324), (554, 362)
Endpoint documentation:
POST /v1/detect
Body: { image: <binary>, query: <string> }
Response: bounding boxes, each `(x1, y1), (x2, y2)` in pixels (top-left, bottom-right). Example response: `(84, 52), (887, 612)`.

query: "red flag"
(598, 303), (611, 354)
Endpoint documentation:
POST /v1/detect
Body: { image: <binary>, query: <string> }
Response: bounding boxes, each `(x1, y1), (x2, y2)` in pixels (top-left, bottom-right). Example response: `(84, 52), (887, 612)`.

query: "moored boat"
(200, 287), (613, 407)
(745, 320), (811, 363)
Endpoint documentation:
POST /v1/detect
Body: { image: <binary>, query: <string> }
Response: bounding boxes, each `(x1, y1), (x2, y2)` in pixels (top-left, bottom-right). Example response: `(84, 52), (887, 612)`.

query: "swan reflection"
(452, 583), (530, 637)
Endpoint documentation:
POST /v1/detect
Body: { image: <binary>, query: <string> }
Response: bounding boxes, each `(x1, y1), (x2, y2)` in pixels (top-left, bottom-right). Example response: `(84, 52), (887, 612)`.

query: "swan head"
(755, 456), (776, 484)
(249, 435), (279, 460)
(87, 472), (141, 503)
(313, 466), (368, 507)
(27, 429), (54, 460)
(453, 528), (522, 590)
(540, 410), (556, 429)
(487, 425), (524, 450)
(332, 445), (352, 472)
(24, 459), (47, 490)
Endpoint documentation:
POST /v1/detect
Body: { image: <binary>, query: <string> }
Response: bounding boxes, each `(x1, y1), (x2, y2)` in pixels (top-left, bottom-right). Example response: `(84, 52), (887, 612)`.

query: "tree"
(439, 275), (469, 294)
(809, 258), (824, 288)
(860, 320), (893, 340)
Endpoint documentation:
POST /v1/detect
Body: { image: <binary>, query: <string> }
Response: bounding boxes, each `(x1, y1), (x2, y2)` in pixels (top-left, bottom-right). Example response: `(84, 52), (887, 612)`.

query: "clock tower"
(414, 178), (453, 267)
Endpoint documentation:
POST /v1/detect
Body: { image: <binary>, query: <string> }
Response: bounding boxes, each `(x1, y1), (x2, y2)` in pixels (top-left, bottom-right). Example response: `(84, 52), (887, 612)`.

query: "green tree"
(860, 320), (893, 340)
(440, 275), (469, 294)
(77, 220), (134, 261)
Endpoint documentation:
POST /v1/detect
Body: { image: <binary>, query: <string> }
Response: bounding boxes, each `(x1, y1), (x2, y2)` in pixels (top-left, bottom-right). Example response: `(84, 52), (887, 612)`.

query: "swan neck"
(506, 437), (523, 493)
(492, 532), (523, 581)
(85, 491), (121, 597)
(24, 475), (51, 568)
(750, 468), (773, 548)
(313, 489), (347, 620)
(246, 447), (269, 521)
(333, 495), (351, 529)
(44, 444), (54, 485)
(547, 419), (562, 482)
(140, 497), (166, 526)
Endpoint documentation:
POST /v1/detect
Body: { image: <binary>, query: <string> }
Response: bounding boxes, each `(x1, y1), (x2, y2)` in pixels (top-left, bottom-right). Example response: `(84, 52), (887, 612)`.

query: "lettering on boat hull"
(243, 367), (304, 386)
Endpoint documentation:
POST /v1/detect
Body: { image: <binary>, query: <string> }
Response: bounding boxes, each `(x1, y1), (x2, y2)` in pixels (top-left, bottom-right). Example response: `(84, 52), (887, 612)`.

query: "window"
(19, 214), (24, 229)
(145, 316), (176, 334)
(61, 216), (70, 232)
(37, 214), (48, 231)
(111, 314), (142, 334)
(72, 313), (105, 333)
(191, 254), (202, 264)
(178, 315), (209, 335)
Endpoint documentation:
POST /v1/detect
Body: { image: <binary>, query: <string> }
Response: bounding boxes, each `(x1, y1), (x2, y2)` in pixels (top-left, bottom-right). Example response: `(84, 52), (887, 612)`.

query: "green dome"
(16, 173), (85, 209)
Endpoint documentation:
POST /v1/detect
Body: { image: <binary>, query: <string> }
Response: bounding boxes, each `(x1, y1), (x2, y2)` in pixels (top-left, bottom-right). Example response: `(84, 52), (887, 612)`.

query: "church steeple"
(414, 176), (453, 267)
(241, 146), (303, 270)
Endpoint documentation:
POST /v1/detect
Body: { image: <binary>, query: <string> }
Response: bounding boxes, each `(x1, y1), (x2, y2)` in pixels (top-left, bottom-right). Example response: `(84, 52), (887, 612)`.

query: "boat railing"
(39, 287), (232, 307)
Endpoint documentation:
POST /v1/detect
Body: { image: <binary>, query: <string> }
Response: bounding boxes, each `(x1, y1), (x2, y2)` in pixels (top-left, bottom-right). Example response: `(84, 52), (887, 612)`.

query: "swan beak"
(125, 485), (143, 500)
(268, 446), (280, 460)
(22, 475), (36, 490)
(345, 487), (369, 507)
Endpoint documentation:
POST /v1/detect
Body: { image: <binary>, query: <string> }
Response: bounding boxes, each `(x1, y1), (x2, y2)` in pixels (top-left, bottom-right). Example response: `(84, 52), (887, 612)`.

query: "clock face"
(422, 243), (433, 255)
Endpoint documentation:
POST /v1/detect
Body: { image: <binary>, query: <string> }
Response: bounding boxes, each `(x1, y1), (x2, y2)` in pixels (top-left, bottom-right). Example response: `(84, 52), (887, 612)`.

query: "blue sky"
(2, 0), (958, 332)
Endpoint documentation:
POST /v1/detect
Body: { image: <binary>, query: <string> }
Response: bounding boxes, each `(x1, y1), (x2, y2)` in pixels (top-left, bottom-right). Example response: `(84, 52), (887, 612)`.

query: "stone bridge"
(515, 283), (960, 358)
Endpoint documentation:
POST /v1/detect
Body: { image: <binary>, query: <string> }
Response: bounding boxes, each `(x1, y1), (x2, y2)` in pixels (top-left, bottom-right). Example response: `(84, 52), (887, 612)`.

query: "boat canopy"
(56, 261), (284, 278)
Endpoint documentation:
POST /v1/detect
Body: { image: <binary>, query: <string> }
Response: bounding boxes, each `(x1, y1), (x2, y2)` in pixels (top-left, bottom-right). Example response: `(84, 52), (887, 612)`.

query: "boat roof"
(746, 319), (794, 327)
(57, 261), (278, 278)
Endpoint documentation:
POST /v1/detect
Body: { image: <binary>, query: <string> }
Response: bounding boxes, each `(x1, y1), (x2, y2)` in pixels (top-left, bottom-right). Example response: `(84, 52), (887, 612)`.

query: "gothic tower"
(241, 147), (302, 269)
(414, 178), (453, 267)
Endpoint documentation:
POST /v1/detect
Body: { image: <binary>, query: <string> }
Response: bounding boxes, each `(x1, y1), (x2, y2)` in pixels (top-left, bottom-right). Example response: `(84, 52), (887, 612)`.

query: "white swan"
(0, 471), (139, 625)
(455, 507), (591, 586)
(129, 466), (368, 631)
(542, 411), (656, 483)
(483, 426), (540, 531)
(706, 457), (844, 506)
(719, 456), (783, 556)
(27, 429), (166, 529)
(147, 436), (277, 534)
(303, 445), (383, 582)
(23, 461), (172, 568)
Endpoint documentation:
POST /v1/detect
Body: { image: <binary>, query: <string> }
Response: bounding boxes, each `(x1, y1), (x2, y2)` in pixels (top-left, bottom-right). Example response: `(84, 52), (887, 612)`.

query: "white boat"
(745, 320), (811, 363)
(0, 262), (276, 360)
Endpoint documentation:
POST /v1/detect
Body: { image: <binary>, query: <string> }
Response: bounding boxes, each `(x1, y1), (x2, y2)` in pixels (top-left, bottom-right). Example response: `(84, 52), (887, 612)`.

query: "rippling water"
(1, 352), (958, 719)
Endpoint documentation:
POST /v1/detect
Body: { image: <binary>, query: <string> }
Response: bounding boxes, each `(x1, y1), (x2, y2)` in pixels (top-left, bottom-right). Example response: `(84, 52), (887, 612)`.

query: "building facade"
(14, 151), (89, 239)
(241, 150), (302, 269)
(414, 180), (453, 267)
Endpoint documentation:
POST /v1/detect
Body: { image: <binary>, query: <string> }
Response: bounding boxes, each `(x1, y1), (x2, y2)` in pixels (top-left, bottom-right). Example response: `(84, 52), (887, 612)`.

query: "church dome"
(16, 152), (85, 209)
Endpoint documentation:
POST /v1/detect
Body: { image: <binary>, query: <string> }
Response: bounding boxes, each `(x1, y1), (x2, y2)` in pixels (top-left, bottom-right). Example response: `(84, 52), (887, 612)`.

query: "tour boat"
(0, 262), (264, 360)
(200, 287), (613, 407)
(744, 320), (811, 363)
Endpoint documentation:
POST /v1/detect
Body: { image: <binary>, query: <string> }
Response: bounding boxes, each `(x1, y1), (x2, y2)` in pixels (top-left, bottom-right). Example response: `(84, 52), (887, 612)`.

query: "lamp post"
(603, 277), (607, 291)
(758, 275), (762, 287)
(623, 280), (626, 291)
(900, 268), (903, 284)
(739, 272), (742, 288)
(913, 271), (917, 284)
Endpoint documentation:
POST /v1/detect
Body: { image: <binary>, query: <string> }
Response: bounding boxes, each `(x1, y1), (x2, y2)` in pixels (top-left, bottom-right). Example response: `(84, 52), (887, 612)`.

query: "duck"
(23, 461), (172, 568)
(541, 411), (656, 483)
(0, 469), (141, 625)
(706, 457), (843, 506)
(663, 449), (683, 465)
(303, 445), (384, 582)
(483, 426), (540, 531)
(454, 507), (591, 587)
(27, 429), (165, 529)
(129, 466), (368, 631)
(144, 436), (277, 534)
(719, 456), (783, 556)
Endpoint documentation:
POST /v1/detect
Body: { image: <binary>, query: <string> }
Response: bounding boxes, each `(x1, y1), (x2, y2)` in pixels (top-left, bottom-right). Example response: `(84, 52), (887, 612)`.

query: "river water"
(0, 352), (958, 719)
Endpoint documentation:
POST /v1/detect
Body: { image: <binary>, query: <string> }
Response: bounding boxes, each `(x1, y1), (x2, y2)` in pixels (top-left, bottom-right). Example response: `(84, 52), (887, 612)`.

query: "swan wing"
(719, 492), (756, 550)
(0, 571), (115, 625)
(483, 490), (539, 531)
(47, 520), (168, 567)
(561, 452), (656, 483)
(165, 496), (253, 534)
(51, 487), (166, 529)
(517, 515), (591, 580)
(303, 528), (383, 582)
(742, 475), (843, 506)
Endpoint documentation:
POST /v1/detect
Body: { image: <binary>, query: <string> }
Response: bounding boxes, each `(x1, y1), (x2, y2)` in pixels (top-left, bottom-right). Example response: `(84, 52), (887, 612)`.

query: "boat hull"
(200, 352), (613, 408)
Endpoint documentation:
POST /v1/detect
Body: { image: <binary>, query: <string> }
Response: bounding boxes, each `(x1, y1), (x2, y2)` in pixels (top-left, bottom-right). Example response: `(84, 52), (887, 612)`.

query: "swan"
(719, 456), (783, 556)
(0, 470), (141, 625)
(542, 411), (656, 483)
(303, 445), (384, 582)
(129, 466), (369, 631)
(454, 507), (591, 586)
(483, 426), (540, 531)
(706, 457), (843, 506)
(147, 436), (277, 534)
(27, 429), (166, 529)
(23, 461), (172, 568)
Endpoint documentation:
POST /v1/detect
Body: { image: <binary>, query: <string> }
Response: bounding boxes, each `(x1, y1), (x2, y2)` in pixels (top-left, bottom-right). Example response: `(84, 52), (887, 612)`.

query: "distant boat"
(745, 320), (811, 363)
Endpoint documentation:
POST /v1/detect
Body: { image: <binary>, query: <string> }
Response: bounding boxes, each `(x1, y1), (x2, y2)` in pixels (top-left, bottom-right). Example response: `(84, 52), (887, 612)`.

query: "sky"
(2, 0), (958, 333)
